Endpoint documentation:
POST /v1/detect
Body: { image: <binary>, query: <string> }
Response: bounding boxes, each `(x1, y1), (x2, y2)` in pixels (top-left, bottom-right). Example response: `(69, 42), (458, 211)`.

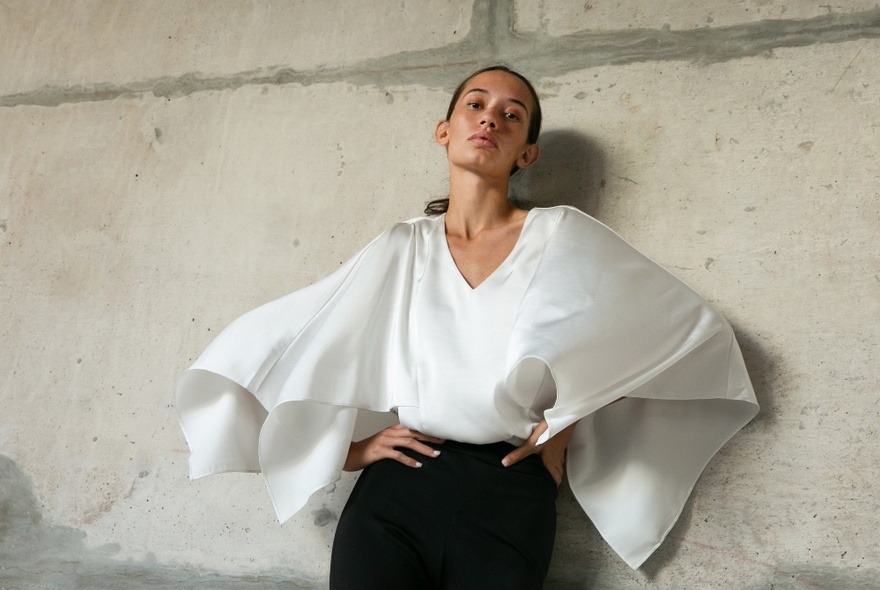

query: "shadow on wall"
(0, 456), (317, 589)
(732, 324), (780, 431)
(510, 129), (606, 216)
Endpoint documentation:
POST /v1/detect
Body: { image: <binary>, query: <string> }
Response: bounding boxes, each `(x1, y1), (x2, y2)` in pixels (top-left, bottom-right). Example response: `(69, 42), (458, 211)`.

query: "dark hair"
(425, 65), (542, 215)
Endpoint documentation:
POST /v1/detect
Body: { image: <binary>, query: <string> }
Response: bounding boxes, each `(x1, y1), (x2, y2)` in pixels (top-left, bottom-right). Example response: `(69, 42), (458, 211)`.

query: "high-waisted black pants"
(329, 440), (558, 590)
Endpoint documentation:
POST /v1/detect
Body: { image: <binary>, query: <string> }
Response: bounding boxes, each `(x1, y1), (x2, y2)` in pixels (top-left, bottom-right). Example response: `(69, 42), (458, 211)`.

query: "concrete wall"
(1, 1), (878, 588)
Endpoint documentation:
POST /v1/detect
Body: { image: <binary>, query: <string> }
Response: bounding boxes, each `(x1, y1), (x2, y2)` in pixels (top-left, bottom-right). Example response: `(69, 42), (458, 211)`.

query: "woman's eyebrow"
(463, 88), (530, 115)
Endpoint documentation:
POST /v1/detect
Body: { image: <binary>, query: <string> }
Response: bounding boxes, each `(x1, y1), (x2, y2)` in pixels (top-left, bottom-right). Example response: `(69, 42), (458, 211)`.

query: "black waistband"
(427, 438), (544, 467)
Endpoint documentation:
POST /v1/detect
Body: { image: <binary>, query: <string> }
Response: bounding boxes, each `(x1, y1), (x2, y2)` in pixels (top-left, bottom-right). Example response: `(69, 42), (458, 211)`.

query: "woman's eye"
(505, 112), (520, 121)
(466, 102), (480, 109)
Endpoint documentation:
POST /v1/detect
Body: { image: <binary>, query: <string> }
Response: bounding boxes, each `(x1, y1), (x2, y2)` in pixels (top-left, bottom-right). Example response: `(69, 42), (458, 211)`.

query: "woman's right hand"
(343, 424), (445, 472)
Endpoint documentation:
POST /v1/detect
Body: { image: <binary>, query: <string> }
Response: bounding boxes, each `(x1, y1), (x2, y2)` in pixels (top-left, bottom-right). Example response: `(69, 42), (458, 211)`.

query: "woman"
(331, 66), (567, 589)
(176, 66), (758, 588)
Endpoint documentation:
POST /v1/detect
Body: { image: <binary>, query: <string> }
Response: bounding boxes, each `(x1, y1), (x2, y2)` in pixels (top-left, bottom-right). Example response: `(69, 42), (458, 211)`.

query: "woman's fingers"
(386, 449), (425, 468)
(386, 424), (445, 445)
(501, 420), (548, 466)
(538, 442), (566, 487)
(345, 425), (444, 471)
(379, 433), (441, 467)
(537, 421), (578, 487)
(501, 444), (531, 467)
(542, 459), (564, 487)
(501, 438), (538, 467)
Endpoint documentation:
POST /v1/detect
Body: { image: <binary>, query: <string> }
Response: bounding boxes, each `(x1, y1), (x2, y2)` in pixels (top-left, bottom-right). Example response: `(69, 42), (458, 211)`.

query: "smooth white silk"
(397, 207), (558, 445)
(176, 206), (758, 569)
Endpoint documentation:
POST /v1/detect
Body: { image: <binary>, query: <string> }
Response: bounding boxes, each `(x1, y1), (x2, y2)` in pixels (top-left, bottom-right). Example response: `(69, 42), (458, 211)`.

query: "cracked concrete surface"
(2, 1), (880, 107)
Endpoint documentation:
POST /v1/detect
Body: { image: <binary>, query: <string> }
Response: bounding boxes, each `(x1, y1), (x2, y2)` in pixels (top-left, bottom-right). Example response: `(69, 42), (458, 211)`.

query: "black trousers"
(329, 440), (558, 590)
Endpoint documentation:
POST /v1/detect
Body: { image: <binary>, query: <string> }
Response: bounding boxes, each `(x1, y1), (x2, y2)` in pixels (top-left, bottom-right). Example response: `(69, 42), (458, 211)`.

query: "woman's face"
(435, 70), (540, 180)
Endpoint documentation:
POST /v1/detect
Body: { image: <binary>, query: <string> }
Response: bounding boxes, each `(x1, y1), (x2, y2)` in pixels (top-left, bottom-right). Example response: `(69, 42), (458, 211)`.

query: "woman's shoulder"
(365, 214), (442, 250)
(527, 205), (607, 234)
(526, 205), (648, 256)
(527, 204), (591, 219)
(390, 214), (443, 237)
(397, 213), (442, 228)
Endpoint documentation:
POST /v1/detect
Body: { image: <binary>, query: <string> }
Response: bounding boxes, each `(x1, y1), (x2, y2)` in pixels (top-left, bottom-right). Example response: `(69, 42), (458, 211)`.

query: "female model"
(177, 66), (758, 589)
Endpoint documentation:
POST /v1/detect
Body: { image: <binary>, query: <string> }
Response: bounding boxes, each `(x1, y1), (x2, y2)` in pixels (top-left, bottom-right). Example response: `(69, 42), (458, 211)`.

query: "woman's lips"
(468, 133), (497, 148)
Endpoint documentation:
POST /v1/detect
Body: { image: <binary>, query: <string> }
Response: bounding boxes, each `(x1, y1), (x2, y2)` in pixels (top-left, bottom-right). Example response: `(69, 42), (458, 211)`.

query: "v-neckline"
(442, 209), (534, 291)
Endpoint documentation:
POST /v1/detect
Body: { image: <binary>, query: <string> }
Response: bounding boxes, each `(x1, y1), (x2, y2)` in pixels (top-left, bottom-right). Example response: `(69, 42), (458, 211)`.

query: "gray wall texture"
(1, 1), (878, 588)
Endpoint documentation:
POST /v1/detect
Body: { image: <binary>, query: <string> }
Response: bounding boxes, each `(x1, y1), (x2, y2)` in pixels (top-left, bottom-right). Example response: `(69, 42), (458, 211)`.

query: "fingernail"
(432, 450), (441, 457)
(501, 458), (510, 467)
(415, 462), (423, 468)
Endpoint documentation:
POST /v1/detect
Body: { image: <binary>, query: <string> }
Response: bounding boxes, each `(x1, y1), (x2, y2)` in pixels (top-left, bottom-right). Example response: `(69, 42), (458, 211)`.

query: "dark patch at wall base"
(0, 456), (319, 589)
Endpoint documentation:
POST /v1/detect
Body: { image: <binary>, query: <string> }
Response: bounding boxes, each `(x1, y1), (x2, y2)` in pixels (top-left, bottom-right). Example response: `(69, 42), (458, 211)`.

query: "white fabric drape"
(176, 206), (758, 568)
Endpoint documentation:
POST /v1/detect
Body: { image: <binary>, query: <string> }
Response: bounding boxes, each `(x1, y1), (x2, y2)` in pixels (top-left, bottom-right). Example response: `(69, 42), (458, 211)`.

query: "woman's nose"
(481, 116), (496, 128)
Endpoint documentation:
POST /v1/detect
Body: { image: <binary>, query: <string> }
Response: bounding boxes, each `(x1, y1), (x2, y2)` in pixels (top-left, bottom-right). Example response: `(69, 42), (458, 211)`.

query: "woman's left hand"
(501, 420), (577, 487)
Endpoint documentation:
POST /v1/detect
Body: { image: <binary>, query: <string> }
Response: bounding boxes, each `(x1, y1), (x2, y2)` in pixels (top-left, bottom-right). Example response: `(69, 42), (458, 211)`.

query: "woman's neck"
(444, 168), (524, 239)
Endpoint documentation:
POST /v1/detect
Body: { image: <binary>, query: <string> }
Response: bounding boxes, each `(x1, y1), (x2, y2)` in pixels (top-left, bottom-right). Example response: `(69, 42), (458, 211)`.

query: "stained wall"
(1, 2), (878, 588)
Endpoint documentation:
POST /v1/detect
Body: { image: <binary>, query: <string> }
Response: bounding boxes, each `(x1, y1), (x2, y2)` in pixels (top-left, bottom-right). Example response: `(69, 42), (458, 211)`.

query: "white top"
(176, 206), (759, 569)
(398, 209), (557, 444)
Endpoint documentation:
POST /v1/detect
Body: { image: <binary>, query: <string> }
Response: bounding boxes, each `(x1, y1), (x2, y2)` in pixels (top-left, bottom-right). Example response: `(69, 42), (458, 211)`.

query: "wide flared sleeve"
(176, 222), (423, 521)
(505, 206), (759, 569)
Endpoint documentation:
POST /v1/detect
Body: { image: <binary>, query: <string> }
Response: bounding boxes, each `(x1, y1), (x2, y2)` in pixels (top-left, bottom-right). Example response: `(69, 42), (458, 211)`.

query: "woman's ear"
(515, 144), (540, 170)
(434, 120), (450, 146)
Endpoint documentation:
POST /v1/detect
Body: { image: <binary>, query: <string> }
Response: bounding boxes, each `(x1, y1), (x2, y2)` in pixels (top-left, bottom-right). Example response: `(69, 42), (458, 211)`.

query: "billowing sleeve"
(175, 222), (422, 522)
(505, 207), (759, 569)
